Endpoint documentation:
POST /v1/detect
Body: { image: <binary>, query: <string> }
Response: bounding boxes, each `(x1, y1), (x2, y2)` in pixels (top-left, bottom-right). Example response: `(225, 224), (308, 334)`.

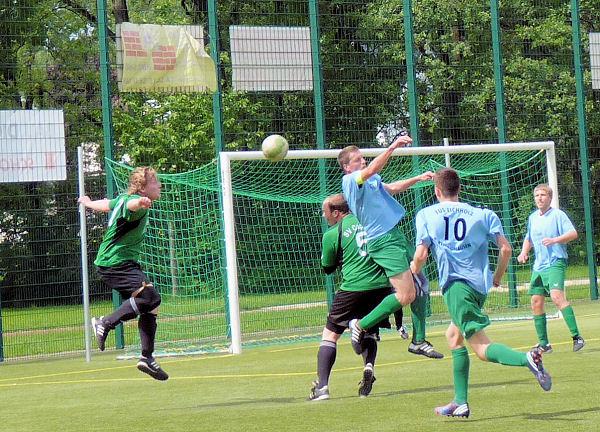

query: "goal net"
(106, 141), (556, 356)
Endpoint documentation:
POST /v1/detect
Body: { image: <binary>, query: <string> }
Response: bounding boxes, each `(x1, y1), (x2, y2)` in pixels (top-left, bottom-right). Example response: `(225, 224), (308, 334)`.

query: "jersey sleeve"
(486, 209), (504, 245)
(108, 196), (122, 211)
(524, 214), (532, 242)
(414, 209), (431, 247)
(321, 225), (339, 272)
(557, 210), (576, 235)
(342, 172), (361, 211)
(122, 194), (147, 221)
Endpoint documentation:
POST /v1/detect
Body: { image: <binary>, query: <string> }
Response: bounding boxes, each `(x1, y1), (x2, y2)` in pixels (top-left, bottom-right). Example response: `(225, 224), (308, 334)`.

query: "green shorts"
(443, 280), (490, 339)
(367, 225), (411, 277)
(528, 259), (567, 297)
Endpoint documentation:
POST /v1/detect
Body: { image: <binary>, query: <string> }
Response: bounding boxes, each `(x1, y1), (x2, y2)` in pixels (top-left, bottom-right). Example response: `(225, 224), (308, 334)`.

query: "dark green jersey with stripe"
(321, 214), (389, 292)
(94, 194), (149, 267)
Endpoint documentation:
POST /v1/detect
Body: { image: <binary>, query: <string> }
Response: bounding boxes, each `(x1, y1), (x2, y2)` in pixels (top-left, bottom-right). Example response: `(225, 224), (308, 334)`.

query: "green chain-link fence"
(1, 0), (599, 361)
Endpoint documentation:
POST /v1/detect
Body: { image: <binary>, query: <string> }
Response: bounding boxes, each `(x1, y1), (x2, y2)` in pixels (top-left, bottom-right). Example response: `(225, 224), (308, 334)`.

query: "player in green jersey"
(309, 194), (441, 401)
(308, 194), (392, 400)
(78, 166), (168, 380)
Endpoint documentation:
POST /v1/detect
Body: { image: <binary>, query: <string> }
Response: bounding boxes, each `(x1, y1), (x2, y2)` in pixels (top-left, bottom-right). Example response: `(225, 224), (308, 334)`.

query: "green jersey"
(321, 213), (389, 292)
(94, 194), (149, 267)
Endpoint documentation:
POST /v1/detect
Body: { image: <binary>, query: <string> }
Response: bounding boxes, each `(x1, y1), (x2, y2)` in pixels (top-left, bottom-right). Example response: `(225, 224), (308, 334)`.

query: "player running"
(412, 168), (551, 418)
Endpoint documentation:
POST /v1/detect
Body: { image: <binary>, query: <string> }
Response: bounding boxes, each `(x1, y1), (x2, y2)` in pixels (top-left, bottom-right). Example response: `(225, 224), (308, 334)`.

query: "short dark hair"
(337, 146), (360, 169)
(434, 168), (460, 197)
(326, 193), (350, 213)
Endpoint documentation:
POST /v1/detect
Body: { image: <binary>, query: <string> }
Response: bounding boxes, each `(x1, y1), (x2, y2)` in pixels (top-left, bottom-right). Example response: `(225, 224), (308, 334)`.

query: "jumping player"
(78, 166), (168, 381)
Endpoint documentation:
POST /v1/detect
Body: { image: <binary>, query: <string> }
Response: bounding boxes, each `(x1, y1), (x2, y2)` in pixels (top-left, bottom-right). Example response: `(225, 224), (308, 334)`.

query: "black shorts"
(326, 287), (392, 335)
(96, 261), (150, 299)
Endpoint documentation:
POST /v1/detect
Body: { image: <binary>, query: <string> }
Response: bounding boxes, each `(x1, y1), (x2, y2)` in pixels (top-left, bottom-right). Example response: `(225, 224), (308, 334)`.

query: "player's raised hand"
(389, 134), (412, 149)
(418, 171), (435, 182)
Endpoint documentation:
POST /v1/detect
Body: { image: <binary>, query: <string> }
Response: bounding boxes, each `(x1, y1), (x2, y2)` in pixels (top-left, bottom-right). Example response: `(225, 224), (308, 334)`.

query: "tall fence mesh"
(0, 0), (598, 360)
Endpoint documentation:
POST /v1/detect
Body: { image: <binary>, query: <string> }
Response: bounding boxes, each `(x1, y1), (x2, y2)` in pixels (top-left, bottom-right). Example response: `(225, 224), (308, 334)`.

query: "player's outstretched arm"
(384, 171), (434, 195)
(127, 196), (152, 211)
(78, 196), (111, 213)
(493, 234), (512, 287)
(360, 135), (412, 182)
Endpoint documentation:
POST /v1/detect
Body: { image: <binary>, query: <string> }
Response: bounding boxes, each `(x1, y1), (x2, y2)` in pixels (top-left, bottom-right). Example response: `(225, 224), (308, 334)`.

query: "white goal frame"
(219, 141), (556, 354)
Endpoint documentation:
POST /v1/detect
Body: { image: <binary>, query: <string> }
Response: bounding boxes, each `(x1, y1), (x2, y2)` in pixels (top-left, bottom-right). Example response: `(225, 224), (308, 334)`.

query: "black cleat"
(91, 316), (108, 351)
(358, 363), (376, 398)
(137, 356), (169, 381)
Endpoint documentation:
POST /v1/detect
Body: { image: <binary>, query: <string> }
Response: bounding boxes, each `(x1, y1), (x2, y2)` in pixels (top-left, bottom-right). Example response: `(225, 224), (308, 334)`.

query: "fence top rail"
(220, 141), (555, 161)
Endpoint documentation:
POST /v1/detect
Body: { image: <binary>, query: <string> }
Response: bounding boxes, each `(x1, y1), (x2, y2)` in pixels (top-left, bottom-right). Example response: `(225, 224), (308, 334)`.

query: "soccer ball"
(261, 134), (289, 162)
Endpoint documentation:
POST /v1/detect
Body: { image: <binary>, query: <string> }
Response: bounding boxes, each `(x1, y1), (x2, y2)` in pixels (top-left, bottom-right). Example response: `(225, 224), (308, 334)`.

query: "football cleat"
(358, 363), (376, 398)
(137, 356), (169, 381)
(526, 348), (551, 391)
(308, 381), (330, 401)
(434, 401), (470, 418)
(397, 325), (410, 340)
(535, 343), (553, 354)
(348, 319), (364, 354)
(573, 336), (586, 352)
(408, 340), (444, 359)
(91, 316), (109, 351)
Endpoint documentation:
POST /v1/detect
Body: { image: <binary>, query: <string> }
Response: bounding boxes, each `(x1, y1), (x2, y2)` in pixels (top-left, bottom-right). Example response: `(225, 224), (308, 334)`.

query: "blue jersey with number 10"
(415, 201), (504, 295)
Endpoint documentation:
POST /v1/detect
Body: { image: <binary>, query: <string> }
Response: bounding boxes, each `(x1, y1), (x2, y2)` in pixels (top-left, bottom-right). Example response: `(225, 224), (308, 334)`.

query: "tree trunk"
(113, 0), (129, 23)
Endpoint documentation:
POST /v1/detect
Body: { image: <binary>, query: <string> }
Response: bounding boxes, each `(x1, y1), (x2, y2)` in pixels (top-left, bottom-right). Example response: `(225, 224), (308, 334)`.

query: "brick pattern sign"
(116, 23), (216, 93)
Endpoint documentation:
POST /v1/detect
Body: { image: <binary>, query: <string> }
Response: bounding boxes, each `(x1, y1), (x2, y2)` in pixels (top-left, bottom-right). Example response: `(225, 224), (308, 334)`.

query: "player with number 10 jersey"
(415, 203), (502, 295)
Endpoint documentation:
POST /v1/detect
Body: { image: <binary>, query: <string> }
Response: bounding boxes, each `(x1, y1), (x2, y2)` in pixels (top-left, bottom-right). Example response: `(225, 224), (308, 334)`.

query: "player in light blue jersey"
(412, 168), (551, 418)
(338, 135), (443, 359)
(517, 184), (585, 353)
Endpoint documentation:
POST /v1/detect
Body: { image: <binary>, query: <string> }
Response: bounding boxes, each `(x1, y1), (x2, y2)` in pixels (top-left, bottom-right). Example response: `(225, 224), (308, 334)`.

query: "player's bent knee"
(445, 325), (463, 348)
(135, 285), (161, 313)
(322, 328), (340, 342)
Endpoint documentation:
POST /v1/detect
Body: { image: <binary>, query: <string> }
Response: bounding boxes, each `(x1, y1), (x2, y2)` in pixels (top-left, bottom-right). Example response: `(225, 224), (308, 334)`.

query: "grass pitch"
(1, 300), (599, 432)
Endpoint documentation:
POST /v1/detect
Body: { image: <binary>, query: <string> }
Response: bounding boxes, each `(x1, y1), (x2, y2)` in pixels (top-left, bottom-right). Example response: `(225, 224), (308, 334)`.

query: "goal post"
(220, 141), (556, 355)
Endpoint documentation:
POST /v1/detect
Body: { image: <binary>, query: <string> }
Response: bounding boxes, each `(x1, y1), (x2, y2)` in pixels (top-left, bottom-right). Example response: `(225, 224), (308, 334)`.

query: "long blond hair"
(127, 167), (157, 195)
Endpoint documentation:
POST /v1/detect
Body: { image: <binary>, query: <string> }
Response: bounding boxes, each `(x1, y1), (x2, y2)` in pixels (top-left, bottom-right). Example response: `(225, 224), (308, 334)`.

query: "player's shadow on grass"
(525, 407), (600, 421)
(158, 398), (297, 411)
(466, 406), (600, 423)
(376, 378), (530, 398)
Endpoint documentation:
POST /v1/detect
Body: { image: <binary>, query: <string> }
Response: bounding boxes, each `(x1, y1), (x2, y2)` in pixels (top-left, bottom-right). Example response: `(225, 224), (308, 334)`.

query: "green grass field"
(1, 300), (599, 432)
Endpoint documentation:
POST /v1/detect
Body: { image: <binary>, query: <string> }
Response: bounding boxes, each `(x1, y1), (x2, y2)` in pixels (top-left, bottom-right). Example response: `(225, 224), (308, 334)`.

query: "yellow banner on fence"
(119, 23), (216, 93)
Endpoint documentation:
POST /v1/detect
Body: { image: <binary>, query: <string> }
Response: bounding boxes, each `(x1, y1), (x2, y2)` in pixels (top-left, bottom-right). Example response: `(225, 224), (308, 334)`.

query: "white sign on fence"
(590, 33), (600, 90)
(0, 109), (67, 183)
(230, 25), (313, 91)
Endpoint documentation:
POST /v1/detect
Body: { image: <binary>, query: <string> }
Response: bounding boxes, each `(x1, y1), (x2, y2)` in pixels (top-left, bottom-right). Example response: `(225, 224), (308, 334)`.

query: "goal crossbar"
(221, 141), (555, 160)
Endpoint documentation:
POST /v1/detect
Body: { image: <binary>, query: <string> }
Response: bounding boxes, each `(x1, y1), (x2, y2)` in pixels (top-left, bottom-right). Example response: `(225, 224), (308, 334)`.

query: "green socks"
(452, 347), (470, 404)
(358, 294), (402, 330)
(533, 313), (549, 345)
(561, 305), (580, 337)
(485, 343), (528, 367)
(410, 295), (427, 342)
